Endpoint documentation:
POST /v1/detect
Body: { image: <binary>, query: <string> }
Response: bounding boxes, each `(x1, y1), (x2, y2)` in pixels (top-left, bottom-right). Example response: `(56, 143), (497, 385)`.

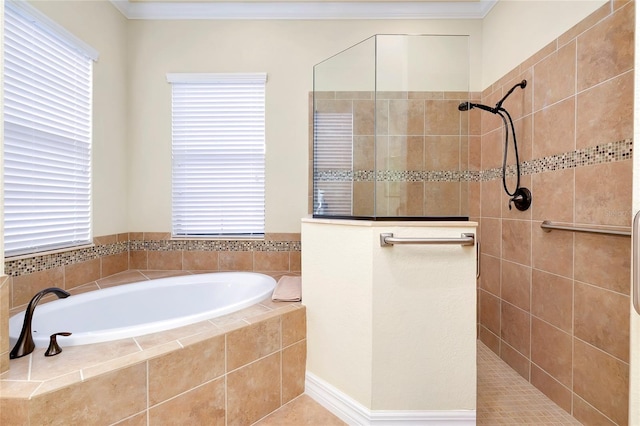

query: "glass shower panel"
(313, 36), (376, 218)
(313, 34), (469, 220)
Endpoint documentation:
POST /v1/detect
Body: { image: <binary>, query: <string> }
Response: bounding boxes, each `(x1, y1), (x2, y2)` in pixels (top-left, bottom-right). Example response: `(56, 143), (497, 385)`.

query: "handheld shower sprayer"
(458, 80), (531, 211)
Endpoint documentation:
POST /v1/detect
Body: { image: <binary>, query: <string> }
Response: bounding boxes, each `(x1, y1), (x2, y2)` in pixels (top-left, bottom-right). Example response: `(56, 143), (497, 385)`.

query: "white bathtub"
(9, 272), (276, 348)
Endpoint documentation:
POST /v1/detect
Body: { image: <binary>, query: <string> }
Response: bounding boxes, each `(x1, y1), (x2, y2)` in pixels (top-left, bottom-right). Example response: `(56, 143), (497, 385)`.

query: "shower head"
(457, 102), (496, 113)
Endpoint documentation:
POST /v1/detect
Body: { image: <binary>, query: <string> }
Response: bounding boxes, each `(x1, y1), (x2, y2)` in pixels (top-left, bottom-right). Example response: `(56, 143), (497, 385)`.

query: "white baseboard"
(305, 372), (476, 426)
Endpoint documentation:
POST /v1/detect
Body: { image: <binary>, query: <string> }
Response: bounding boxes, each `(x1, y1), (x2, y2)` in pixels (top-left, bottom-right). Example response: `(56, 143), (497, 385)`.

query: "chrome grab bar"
(476, 241), (481, 279)
(541, 220), (631, 237)
(380, 233), (475, 247)
(633, 212), (640, 315)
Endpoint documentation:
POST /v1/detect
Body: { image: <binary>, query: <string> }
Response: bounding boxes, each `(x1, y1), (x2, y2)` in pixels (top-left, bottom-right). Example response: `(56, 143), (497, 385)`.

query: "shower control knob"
(45, 332), (72, 357)
(508, 187), (532, 211)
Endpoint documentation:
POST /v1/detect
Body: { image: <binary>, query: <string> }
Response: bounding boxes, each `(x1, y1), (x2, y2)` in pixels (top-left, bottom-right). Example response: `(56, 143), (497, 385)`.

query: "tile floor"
(256, 341), (581, 425)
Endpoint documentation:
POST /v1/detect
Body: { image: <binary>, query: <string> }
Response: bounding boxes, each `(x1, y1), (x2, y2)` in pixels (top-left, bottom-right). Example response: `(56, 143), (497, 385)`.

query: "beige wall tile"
(572, 395), (617, 426)
(576, 71), (633, 149)
(533, 41), (576, 111)
(480, 218), (501, 257)
(532, 97), (576, 159)
(227, 352), (281, 426)
(389, 99), (424, 136)
(149, 377), (225, 426)
(574, 232), (631, 295)
(148, 334), (225, 406)
(423, 182), (460, 216)
(94, 234), (118, 245)
(468, 182), (480, 218)
(289, 252), (301, 273)
(501, 261), (531, 312)
(502, 219), (531, 266)
(576, 2), (633, 91)
(102, 252), (129, 277)
(481, 127), (503, 170)
(29, 363), (147, 425)
(129, 251), (148, 270)
(480, 254), (501, 297)
(315, 99), (352, 115)
(531, 169), (575, 223)
(354, 100), (374, 135)
(12, 267), (65, 308)
(282, 306), (306, 347)
(254, 252), (290, 272)
(219, 251), (253, 271)
(530, 364), (572, 414)
(573, 338), (629, 425)
(143, 232), (171, 241)
(500, 342), (530, 381)
(531, 222), (574, 279)
(501, 302), (530, 357)
(479, 325), (500, 354)
(147, 251), (182, 271)
(575, 160), (632, 227)
(376, 100), (390, 136)
(113, 412), (148, 426)
(425, 100), (460, 136)
(227, 316), (280, 371)
(282, 340), (306, 404)
(388, 136), (424, 171)
(64, 259), (101, 290)
(353, 181), (374, 216)
(481, 179), (501, 218)
(531, 318), (572, 387)
(182, 250), (218, 271)
(354, 135), (375, 171)
(574, 282), (630, 362)
(0, 397), (29, 425)
(531, 269), (573, 333)
(479, 290), (500, 336)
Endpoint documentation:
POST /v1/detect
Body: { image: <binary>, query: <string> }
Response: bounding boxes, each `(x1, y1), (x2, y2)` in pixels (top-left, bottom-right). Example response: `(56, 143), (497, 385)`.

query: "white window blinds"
(313, 112), (353, 216)
(3, 2), (96, 257)
(168, 73), (266, 237)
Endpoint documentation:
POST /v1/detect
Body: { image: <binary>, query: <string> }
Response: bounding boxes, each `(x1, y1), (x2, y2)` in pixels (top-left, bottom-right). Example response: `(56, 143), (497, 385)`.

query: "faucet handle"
(45, 332), (72, 357)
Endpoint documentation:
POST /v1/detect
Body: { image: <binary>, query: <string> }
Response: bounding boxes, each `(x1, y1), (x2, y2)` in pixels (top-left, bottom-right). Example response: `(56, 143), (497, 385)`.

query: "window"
(313, 112), (353, 216)
(168, 73), (266, 237)
(3, 1), (98, 257)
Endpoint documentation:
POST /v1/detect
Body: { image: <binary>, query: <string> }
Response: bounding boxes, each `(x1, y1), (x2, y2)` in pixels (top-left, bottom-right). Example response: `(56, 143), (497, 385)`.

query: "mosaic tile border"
(315, 139), (633, 183)
(5, 239), (302, 277)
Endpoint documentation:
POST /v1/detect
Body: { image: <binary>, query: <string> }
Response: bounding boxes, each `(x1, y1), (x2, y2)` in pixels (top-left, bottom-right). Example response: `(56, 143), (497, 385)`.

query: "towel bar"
(541, 220), (631, 237)
(380, 233), (475, 247)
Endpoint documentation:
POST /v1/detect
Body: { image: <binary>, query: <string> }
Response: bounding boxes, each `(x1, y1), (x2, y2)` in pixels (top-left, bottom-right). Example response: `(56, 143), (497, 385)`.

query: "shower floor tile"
(256, 341), (580, 425)
(477, 340), (580, 425)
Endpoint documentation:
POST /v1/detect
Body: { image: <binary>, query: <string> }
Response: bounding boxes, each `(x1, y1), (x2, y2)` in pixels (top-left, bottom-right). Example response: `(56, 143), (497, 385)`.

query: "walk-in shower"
(312, 34), (471, 220)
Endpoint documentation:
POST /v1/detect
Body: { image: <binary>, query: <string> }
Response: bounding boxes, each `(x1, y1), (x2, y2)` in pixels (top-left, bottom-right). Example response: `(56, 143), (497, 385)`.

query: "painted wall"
(482, 0), (608, 89)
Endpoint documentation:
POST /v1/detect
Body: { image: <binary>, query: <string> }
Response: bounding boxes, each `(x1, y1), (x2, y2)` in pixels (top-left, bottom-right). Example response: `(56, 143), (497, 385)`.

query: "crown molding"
(109, 0), (497, 20)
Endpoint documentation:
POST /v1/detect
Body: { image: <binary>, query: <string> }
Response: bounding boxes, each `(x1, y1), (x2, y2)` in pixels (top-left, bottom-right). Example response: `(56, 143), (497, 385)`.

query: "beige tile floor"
(256, 341), (580, 425)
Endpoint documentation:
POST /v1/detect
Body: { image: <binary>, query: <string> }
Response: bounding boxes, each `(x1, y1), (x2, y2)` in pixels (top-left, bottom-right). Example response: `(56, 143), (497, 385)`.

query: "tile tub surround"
(474, 2), (633, 425)
(4, 232), (302, 312)
(0, 284), (306, 425)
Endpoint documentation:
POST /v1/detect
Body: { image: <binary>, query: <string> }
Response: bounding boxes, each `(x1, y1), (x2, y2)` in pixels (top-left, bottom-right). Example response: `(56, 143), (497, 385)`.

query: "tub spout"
(10, 287), (71, 359)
